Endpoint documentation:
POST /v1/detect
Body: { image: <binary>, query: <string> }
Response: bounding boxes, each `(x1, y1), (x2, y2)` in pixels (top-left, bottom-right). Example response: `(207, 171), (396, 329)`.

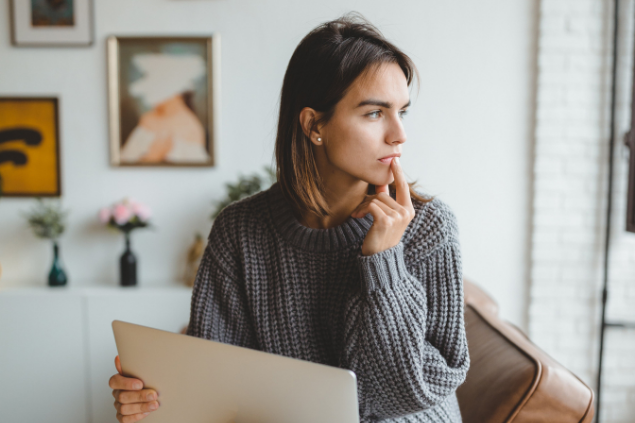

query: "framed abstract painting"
(10, 0), (94, 47)
(107, 35), (220, 167)
(0, 97), (62, 197)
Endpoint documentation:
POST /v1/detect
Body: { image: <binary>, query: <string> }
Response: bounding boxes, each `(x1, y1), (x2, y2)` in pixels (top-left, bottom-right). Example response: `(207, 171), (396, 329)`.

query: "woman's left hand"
(351, 157), (416, 256)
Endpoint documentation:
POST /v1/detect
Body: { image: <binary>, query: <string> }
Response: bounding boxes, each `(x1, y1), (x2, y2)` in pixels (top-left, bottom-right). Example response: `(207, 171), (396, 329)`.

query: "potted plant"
(99, 198), (152, 286)
(23, 198), (70, 287)
(211, 166), (276, 220)
(179, 167), (275, 289)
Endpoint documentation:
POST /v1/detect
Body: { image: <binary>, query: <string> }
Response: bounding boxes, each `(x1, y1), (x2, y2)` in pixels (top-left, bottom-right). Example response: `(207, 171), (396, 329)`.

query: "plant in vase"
(211, 166), (276, 220)
(99, 198), (152, 287)
(23, 198), (70, 287)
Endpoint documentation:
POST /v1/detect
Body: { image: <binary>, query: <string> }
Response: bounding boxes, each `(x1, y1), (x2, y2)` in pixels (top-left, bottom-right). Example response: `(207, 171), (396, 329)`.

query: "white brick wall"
(530, 0), (635, 421)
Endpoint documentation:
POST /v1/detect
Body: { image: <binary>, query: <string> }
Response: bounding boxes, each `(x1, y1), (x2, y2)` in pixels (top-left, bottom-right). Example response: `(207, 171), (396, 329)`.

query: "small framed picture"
(9, 0), (94, 47)
(107, 36), (220, 167)
(0, 97), (62, 197)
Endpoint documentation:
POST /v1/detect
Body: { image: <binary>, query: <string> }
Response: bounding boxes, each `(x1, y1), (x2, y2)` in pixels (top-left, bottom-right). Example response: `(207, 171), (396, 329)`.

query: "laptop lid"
(112, 320), (359, 423)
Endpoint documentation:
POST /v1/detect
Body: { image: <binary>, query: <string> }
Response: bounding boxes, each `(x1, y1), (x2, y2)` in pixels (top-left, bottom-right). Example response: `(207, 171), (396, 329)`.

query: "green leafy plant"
(211, 166), (276, 220)
(23, 198), (69, 240)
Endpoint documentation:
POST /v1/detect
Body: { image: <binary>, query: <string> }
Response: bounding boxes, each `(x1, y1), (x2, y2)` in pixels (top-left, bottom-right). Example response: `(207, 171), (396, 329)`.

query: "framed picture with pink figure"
(107, 35), (220, 167)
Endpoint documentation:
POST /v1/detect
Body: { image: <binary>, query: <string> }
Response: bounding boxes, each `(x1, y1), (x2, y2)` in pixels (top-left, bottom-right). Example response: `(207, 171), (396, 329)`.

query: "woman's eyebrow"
(355, 99), (411, 109)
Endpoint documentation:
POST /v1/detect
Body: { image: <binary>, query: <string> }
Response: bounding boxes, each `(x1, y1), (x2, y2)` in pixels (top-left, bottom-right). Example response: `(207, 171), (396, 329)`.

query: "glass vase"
(48, 241), (68, 287)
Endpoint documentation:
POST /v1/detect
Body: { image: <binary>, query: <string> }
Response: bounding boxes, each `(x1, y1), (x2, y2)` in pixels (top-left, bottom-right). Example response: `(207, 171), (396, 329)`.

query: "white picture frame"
(10, 0), (94, 47)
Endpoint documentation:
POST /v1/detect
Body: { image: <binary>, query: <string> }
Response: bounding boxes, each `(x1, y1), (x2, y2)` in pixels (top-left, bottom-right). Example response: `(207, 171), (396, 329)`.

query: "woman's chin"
(365, 177), (394, 188)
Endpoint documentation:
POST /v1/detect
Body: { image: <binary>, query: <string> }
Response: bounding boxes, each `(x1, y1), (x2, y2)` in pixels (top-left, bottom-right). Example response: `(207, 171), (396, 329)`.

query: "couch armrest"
(463, 278), (499, 316)
(457, 279), (595, 423)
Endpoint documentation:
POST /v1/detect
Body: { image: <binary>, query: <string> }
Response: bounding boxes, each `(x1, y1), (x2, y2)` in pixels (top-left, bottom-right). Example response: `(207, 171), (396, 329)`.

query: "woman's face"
(318, 62), (410, 188)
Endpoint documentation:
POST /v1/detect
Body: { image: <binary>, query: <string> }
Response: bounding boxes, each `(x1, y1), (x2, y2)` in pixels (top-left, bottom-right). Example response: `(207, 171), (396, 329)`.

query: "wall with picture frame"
(0, 0), (536, 337)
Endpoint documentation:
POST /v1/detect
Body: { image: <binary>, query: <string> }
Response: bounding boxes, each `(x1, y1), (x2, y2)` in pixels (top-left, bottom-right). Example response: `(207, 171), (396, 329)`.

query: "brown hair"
(274, 12), (433, 219)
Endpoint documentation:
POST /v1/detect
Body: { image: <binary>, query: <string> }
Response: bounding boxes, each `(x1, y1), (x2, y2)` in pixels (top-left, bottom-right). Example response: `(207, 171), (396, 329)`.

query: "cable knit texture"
(186, 182), (470, 422)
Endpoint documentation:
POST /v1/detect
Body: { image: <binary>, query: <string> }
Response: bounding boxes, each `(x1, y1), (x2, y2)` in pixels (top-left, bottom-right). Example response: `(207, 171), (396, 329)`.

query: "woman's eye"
(366, 110), (407, 119)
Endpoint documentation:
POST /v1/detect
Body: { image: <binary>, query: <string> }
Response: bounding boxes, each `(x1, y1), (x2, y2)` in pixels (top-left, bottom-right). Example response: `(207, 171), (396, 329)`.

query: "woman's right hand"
(109, 355), (160, 422)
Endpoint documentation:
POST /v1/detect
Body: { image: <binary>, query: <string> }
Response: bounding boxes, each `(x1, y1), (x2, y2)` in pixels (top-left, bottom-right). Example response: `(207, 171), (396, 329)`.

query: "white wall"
(0, 0), (536, 329)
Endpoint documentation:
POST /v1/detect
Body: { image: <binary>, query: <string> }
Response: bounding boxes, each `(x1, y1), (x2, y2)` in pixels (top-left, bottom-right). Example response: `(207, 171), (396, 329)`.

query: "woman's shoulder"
(205, 188), (273, 273)
(209, 184), (279, 247)
(211, 188), (271, 236)
(402, 188), (460, 250)
(214, 187), (270, 220)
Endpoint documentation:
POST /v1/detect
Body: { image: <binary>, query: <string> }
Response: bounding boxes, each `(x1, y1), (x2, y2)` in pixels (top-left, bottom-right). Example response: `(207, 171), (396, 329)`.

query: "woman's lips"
(378, 157), (394, 165)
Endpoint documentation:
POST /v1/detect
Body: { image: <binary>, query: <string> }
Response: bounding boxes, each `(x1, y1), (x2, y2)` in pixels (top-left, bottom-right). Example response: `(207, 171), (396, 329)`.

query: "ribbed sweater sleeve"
(186, 210), (257, 350)
(339, 205), (470, 420)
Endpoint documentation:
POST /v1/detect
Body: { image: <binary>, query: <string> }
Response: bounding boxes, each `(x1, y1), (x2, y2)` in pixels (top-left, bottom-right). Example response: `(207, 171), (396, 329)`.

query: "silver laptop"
(112, 320), (360, 423)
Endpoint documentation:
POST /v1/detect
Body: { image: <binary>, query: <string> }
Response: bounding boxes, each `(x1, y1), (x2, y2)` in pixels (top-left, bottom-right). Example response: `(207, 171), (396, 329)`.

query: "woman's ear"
(299, 107), (323, 146)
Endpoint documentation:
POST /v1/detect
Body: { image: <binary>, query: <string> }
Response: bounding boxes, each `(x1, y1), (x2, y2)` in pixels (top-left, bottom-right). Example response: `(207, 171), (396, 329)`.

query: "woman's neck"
(300, 180), (369, 229)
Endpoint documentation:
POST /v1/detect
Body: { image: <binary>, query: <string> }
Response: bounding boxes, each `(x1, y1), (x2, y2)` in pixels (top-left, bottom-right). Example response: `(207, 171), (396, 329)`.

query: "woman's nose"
(387, 115), (407, 145)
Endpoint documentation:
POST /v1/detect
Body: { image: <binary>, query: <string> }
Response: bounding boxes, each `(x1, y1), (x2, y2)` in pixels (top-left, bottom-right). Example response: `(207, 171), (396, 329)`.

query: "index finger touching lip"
(391, 157), (412, 207)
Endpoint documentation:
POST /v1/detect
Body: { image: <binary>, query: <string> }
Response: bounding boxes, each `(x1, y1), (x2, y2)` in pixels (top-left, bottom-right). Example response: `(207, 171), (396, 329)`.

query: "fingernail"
(394, 157), (400, 166)
(144, 412), (150, 416)
(146, 393), (156, 401)
(134, 382), (143, 389)
(149, 402), (158, 410)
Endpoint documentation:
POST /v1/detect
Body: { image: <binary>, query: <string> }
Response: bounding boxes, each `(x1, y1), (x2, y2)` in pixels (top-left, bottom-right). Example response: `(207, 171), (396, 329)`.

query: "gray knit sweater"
(186, 182), (470, 422)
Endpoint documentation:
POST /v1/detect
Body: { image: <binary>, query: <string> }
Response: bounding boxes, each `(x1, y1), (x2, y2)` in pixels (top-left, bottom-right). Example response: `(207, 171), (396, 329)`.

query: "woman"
(109, 13), (470, 423)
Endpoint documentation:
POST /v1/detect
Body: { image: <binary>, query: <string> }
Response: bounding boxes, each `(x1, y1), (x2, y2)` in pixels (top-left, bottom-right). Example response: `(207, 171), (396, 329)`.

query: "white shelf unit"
(0, 285), (193, 423)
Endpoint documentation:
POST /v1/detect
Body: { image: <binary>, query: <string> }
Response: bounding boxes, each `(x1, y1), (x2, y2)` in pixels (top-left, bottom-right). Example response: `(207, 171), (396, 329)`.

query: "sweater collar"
(266, 182), (374, 252)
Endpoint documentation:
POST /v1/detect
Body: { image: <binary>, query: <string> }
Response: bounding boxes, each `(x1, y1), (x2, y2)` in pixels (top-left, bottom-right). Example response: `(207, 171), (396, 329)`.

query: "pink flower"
(132, 202), (152, 222)
(113, 203), (132, 225)
(98, 207), (112, 224)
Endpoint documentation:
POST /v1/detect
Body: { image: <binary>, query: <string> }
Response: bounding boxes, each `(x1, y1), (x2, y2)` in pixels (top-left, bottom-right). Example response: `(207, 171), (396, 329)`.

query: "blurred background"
(1, 0), (634, 422)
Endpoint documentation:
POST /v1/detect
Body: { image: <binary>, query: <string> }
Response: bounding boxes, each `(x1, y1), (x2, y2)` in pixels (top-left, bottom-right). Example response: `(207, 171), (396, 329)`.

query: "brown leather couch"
(457, 279), (595, 423)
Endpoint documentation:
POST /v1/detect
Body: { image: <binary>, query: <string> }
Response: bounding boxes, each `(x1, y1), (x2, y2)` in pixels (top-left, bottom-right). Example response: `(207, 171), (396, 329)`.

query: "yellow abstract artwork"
(0, 98), (60, 196)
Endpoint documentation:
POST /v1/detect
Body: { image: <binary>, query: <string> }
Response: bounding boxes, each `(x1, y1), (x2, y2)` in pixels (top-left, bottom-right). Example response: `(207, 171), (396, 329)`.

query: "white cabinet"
(85, 288), (192, 423)
(0, 286), (192, 423)
(0, 290), (89, 423)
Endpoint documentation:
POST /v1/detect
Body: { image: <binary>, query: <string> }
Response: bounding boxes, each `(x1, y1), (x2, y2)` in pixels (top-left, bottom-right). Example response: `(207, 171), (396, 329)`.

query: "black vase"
(48, 241), (68, 287)
(120, 233), (137, 286)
